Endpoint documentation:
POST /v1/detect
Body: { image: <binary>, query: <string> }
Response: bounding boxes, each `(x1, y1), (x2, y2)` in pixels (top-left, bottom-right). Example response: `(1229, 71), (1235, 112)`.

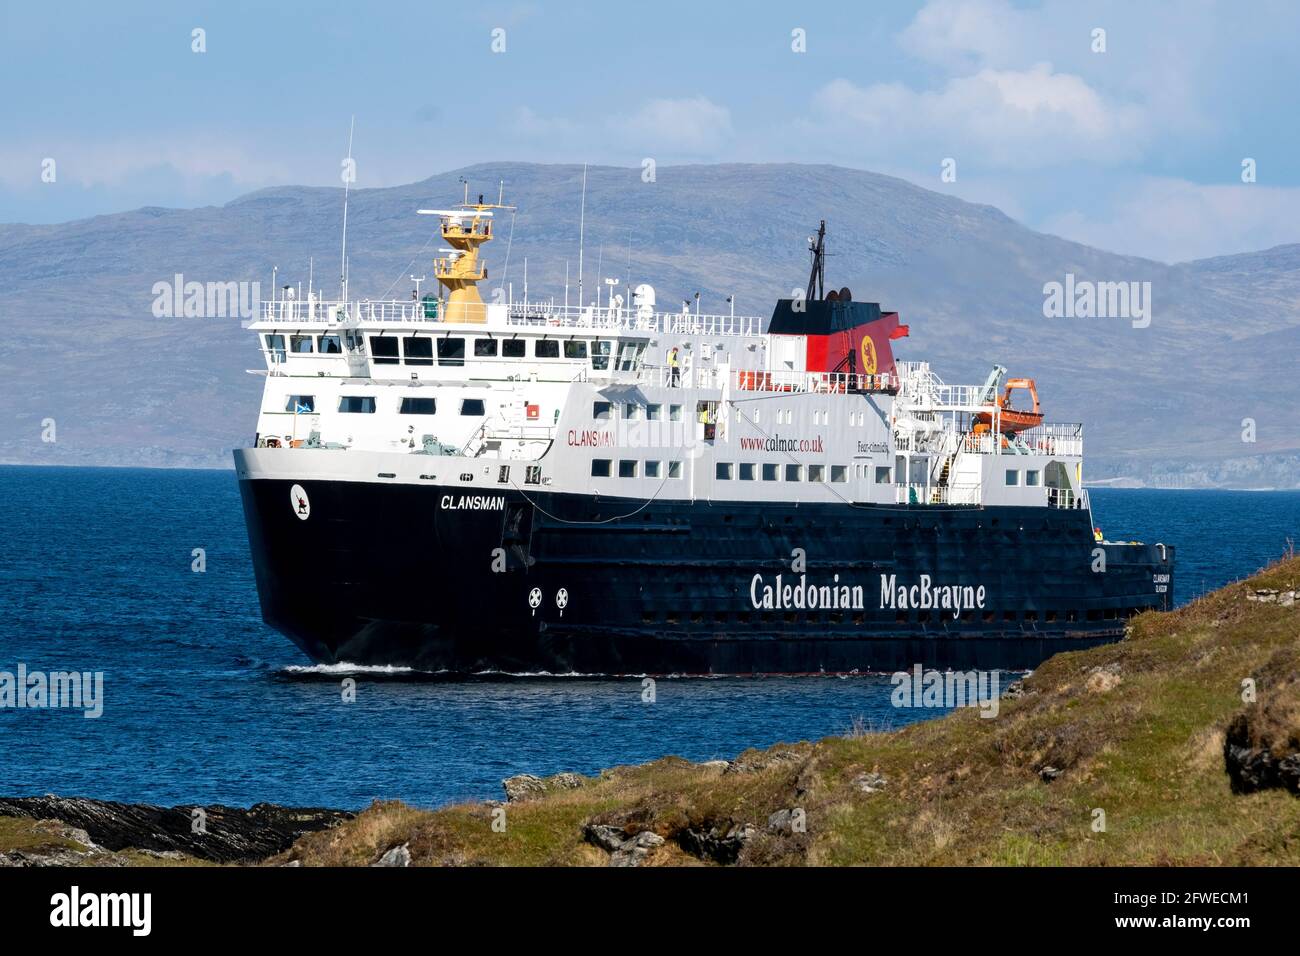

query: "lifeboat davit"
(973, 377), (1044, 435)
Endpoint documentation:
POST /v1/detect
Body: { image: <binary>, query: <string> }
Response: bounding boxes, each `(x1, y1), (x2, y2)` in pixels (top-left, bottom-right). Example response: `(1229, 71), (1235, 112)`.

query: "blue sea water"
(1, 465), (1297, 811)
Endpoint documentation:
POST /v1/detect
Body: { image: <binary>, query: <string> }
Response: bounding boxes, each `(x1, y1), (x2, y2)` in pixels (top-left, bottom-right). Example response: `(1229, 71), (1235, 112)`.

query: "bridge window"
(593, 401), (612, 420)
(535, 340), (560, 359)
(875, 466), (891, 484)
(474, 338), (498, 357)
(338, 396), (376, 413)
(645, 460), (662, 478)
(502, 339), (526, 358)
(435, 337), (464, 367)
(399, 397), (437, 414)
(403, 336), (434, 366)
(290, 334), (314, 353)
(831, 465), (848, 483)
(785, 464), (803, 482)
(716, 462), (733, 480)
(368, 336), (399, 365)
(739, 463), (756, 481)
(762, 463), (779, 481)
(284, 395), (315, 413)
(591, 459), (612, 477)
(564, 340), (588, 359)
(318, 334), (342, 354)
(591, 340), (612, 370)
(460, 398), (486, 416)
(808, 464), (825, 482)
(619, 460), (638, 478)
(264, 334), (286, 363)
(1005, 469), (1021, 486)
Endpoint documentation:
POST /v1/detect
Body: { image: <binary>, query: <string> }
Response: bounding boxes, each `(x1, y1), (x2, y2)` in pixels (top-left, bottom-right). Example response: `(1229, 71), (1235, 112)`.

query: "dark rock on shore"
(0, 796), (352, 864)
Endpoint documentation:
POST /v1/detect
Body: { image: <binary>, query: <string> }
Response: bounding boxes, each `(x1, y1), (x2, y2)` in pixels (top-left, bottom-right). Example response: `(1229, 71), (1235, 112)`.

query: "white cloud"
(619, 96), (733, 155)
(1042, 177), (1300, 263)
(900, 0), (1036, 69)
(814, 63), (1146, 168)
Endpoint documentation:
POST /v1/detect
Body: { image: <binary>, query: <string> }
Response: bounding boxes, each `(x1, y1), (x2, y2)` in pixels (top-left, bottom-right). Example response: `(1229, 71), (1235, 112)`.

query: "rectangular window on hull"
(1026, 469), (1041, 486)
(875, 466), (891, 484)
(785, 464), (803, 482)
(460, 398), (486, 416)
(1005, 469), (1020, 486)
(830, 465), (847, 483)
(716, 462), (733, 480)
(645, 460), (662, 478)
(593, 401), (612, 420)
(739, 463), (756, 481)
(592, 459), (611, 477)
(808, 464), (825, 482)
(619, 460), (638, 478)
(369, 336), (399, 364)
(399, 397), (436, 414)
(762, 463), (779, 481)
(338, 396), (376, 413)
(668, 461), (683, 479)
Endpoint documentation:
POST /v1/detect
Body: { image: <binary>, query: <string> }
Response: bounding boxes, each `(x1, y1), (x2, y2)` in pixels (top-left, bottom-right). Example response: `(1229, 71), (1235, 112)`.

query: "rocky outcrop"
(373, 843), (411, 867)
(678, 822), (757, 864)
(1224, 709), (1300, 796)
(0, 796), (352, 864)
(582, 824), (664, 866)
(502, 771), (587, 802)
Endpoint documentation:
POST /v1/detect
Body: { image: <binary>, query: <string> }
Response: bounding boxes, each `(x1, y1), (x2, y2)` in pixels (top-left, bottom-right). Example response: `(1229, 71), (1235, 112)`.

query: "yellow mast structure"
(423, 184), (514, 324)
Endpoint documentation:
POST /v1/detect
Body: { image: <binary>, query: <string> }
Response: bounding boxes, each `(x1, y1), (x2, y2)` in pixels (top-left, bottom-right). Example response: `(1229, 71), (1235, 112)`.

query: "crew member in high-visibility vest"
(667, 346), (681, 387)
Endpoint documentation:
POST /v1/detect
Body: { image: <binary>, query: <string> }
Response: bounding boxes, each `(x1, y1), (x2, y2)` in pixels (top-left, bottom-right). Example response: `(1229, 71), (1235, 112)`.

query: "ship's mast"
(806, 219), (826, 302)
(418, 185), (515, 324)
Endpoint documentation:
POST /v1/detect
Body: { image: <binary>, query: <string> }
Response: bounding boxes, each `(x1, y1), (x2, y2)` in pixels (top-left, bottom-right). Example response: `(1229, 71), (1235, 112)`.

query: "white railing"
(260, 298), (438, 324)
(960, 423), (1083, 457)
(504, 304), (760, 337)
(635, 364), (899, 394)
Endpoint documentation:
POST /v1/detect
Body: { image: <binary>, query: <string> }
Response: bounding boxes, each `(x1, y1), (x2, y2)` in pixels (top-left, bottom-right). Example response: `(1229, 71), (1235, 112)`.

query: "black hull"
(237, 477), (1174, 675)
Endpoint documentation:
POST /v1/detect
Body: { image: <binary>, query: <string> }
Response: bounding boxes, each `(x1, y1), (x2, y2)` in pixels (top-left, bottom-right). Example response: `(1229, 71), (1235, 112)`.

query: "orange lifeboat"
(973, 377), (1044, 435)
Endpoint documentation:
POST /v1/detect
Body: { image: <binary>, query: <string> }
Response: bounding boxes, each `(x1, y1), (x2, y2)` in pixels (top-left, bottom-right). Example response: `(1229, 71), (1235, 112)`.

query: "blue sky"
(1, 0), (1297, 262)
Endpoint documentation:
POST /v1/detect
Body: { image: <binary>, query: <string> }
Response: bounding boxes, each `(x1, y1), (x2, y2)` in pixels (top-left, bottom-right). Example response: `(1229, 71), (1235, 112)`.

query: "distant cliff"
(2, 161), (1299, 485)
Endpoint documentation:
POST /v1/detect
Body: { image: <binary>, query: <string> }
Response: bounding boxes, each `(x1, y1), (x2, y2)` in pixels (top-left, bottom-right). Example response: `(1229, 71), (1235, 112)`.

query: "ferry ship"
(234, 192), (1174, 674)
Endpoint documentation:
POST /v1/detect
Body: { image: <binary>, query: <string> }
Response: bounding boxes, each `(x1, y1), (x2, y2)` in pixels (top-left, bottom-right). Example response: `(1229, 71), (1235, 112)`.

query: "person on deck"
(667, 346), (681, 387)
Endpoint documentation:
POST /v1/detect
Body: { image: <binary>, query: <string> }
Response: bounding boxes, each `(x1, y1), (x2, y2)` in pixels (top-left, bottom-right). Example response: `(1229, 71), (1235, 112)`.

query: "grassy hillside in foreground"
(279, 558), (1300, 867)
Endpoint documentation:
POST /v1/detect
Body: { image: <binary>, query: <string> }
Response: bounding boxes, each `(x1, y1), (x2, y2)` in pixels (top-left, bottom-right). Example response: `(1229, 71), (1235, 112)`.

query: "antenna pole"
(578, 163), (587, 309)
(340, 115), (355, 303)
